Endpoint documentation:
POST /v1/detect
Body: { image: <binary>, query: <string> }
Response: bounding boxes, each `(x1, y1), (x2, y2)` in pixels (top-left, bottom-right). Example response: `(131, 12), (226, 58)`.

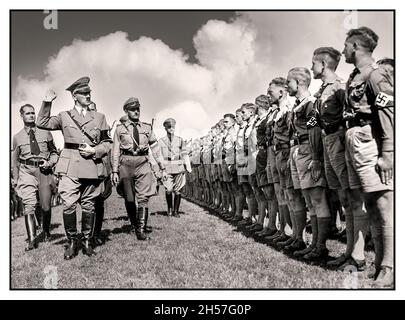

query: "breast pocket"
(62, 124), (80, 139)
(119, 132), (133, 148)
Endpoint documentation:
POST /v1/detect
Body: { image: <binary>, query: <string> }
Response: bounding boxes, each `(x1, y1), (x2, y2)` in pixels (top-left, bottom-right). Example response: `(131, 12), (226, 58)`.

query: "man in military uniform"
(221, 113), (238, 221)
(13, 104), (59, 250)
(309, 47), (365, 269)
(37, 77), (112, 259)
(267, 77), (307, 253)
(158, 118), (191, 217)
(111, 97), (166, 241)
(237, 103), (258, 228)
(342, 27), (394, 287)
(287, 67), (331, 261)
(246, 96), (272, 233)
(230, 108), (248, 223)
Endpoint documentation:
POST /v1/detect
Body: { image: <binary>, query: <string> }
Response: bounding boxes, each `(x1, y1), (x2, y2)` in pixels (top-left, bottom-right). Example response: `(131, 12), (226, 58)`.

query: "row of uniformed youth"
(181, 26), (394, 288)
(12, 77), (191, 261)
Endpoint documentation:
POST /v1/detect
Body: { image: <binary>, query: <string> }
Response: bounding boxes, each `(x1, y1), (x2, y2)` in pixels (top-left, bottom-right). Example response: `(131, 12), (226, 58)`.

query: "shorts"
(266, 146), (280, 184)
(323, 129), (350, 190)
(293, 143), (327, 190)
(345, 125), (393, 193)
(275, 147), (291, 190)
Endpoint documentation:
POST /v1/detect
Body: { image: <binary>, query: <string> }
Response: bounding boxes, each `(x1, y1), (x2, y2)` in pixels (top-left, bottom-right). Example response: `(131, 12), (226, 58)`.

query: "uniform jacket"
(36, 101), (112, 179)
(111, 116), (157, 173)
(12, 126), (59, 180)
(158, 135), (188, 175)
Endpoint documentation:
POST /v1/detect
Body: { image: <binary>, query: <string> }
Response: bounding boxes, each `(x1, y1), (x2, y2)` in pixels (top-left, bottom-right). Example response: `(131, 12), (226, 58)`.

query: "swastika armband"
(306, 116), (318, 128)
(375, 92), (394, 108)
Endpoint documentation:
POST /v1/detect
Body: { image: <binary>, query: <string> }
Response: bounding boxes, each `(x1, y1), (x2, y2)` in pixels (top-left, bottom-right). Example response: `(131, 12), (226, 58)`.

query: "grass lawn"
(11, 188), (378, 289)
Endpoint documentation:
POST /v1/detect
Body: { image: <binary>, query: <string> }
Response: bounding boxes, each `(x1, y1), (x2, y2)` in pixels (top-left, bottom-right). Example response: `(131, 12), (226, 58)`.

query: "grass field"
(11, 188), (378, 289)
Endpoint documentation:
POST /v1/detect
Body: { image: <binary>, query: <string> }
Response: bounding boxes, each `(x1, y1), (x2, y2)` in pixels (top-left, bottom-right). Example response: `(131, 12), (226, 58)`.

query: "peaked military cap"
(66, 76), (91, 94)
(163, 118), (176, 127)
(123, 97), (140, 110)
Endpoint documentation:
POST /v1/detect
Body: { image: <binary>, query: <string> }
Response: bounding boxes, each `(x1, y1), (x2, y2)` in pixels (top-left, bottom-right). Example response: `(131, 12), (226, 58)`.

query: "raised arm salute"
(36, 77), (112, 260)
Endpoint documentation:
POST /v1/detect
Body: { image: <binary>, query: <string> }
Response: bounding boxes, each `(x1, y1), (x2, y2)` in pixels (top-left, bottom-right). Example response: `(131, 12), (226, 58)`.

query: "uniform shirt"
(111, 116), (157, 172)
(202, 140), (213, 165)
(222, 125), (237, 165)
(273, 100), (293, 146)
(36, 101), (111, 179)
(235, 122), (247, 166)
(12, 126), (59, 179)
(313, 77), (346, 130)
(212, 133), (224, 165)
(265, 106), (280, 146)
(158, 135), (187, 174)
(346, 60), (394, 152)
(291, 95), (323, 160)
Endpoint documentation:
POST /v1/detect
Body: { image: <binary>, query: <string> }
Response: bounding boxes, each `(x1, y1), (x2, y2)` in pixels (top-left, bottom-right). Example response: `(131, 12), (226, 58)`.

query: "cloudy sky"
(11, 10), (394, 147)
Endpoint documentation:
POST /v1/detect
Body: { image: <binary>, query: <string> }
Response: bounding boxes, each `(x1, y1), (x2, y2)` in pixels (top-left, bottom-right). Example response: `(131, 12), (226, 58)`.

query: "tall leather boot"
(144, 208), (152, 233)
(63, 212), (78, 260)
(173, 194), (181, 218)
(124, 201), (137, 229)
(24, 214), (37, 251)
(42, 209), (52, 242)
(166, 192), (173, 216)
(93, 197), (105, 245)
(136, 207), (150, 240)
(34, 204), (43, 233)
(81, 209), (96, 256)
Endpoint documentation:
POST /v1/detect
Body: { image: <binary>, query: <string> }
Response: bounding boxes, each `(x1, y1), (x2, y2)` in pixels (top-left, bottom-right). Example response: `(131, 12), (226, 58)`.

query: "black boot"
(144, 208), (152, 233)
(136, 207), (150, 241)
(124, 201), (137, 231)
(81, 209), (96, 256)
(93, 197), (105, 245)
(24, 214), (37, 251)
(42, 209), (52, 242)
(173, 194), (181, 218)
(64, 238), (78, 260)
(166, 192), (173, 216)
(34, 204), (43, 233)
(63, 212), (78, 259)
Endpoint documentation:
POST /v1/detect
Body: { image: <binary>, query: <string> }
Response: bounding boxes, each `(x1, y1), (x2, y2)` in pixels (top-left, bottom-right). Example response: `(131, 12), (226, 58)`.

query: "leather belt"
(347, 118), (373, 129)
(273, 143), (290, 152)
(297, 135), (309, 145)
(323, 124), (345, 135)
(64, 143), (81, 149)
(121, 150), (149, 156)
(290, 139), (299, 147)
(19, 158), (45, 167)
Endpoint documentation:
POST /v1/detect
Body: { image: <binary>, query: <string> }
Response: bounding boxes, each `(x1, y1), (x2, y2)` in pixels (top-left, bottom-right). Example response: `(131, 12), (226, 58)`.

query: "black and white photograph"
(9, 9), (395, 291)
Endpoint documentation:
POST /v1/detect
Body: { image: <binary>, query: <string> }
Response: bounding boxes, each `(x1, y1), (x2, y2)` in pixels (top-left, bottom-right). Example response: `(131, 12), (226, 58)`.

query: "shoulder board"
(141, 122), (152, 127)
(371, 62), (379, 70)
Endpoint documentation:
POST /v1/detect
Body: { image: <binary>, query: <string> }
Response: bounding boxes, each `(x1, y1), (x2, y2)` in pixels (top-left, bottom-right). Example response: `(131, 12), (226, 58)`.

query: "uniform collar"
(24, 125), (36, 134)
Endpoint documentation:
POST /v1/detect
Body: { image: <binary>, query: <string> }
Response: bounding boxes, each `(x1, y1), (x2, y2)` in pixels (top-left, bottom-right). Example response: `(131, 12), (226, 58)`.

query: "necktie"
(29, 129), (40, 155)
(80, 108), (85, 118)
(133, 122), (140, 148)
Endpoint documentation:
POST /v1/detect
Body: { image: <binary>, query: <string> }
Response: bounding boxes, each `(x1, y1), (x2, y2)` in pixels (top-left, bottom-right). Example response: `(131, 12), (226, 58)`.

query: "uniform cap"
(163, 118), (176, 127)
(66, 77), (91, 94)
(123, 97), (140, 110)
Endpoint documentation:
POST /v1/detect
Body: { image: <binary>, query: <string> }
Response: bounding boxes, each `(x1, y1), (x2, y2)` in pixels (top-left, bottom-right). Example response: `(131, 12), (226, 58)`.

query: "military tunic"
(112, 116), (158, 205)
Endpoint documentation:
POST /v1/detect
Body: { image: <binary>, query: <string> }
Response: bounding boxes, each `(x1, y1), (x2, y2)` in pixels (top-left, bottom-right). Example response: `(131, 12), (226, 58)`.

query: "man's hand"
(376, 151), (393, 185)
(111, 173), (119, 186)
(161, 169), (169, 182)
(44, 90), (57, 103)
(79, 143), (96, 158)
(308, 159), (322, 182)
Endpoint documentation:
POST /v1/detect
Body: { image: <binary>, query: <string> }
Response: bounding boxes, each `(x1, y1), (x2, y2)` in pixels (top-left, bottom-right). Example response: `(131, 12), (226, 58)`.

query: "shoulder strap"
(66, 111), (97, 145)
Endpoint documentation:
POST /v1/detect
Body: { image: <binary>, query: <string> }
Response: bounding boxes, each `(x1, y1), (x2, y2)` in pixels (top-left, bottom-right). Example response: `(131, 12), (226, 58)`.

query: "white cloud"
(12, 12), (393, 149)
